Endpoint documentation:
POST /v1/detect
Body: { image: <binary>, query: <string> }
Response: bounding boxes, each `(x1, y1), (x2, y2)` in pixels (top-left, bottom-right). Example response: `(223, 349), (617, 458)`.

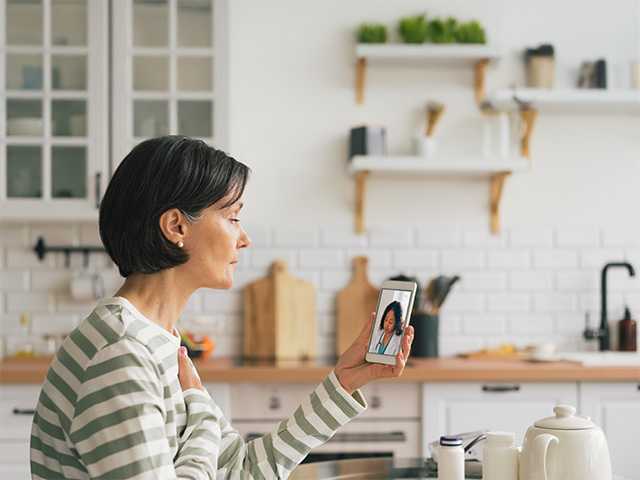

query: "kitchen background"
(2, 0), (640, 359)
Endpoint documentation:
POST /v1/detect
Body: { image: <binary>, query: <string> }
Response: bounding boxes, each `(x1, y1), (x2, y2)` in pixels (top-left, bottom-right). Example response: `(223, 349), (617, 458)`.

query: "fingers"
(356, 311), (376, 343)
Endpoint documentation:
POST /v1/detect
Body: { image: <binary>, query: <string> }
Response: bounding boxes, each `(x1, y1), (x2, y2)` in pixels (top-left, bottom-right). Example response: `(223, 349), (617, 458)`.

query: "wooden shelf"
(355, 44), (500, 105)
(349, 156), (529, 235)
(488, 88), (640, 111)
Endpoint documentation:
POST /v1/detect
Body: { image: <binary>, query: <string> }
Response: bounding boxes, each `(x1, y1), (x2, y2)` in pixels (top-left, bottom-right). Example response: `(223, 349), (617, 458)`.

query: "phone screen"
(368, 288), (413, 357)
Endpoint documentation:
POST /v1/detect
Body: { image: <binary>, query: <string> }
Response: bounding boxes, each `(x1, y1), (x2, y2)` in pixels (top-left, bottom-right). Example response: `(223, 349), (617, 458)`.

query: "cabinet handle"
(482, 384), (521, 393)
(95, 172), (102, 209)
(268, 396), (281, 410)
(13, 408), (36, 415)
(370, 395), (382, 409)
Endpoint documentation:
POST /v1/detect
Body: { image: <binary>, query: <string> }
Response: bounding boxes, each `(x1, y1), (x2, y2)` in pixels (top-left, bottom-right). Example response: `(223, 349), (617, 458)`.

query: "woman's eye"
(230, 218), (240, 223)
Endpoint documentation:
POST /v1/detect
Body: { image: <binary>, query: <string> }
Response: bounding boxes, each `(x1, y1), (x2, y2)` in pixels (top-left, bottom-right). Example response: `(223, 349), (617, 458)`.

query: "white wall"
(228, 0), (640, 228)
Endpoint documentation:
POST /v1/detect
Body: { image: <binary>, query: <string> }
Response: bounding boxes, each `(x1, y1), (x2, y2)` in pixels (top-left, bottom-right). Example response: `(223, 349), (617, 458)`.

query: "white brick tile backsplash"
(250, 249), (297, 269)
(462, 314), (506, 335)
(299, 249), (344, 268)
(439, 336), (485, 356)
(0, 225), (29, 247)
(5, 224), (640, 354)
(321, 229), (367, 247)
(459, 272), (507, 292)
(509, 271), (553, 291)
(31, 313), (79, 334)
(487, 250), (530, 269)
(580, 249), (626, 268)
(202, 291), (242, 314)
(7, 292), (52, 313)
(7, 247), (56, 269)
(273, 228), (318, 247)
(345, 249), (392, 268)
(556, 271), (598, 291)
(416, 229), (462, 248)
(463, 231), (507, 248)
(392, 250), (438, 268)
(368, 227), (413, 248)
(31, 270), (72, 293)
(445, 292), (485, 313)
(509, 228), (553, 247)
(244, 225), (271, 248)
(441, 250), (485, 269)
(487, 293), (530, 312)
(30, 224), (79, 245)
(555, 228), (601, 247)
(0, 271), (29, 292)
(507, 314), (554, 334)
(533, 293), (577, 312)
(320, 270), (351, 291)
(533, 250), (578, 268)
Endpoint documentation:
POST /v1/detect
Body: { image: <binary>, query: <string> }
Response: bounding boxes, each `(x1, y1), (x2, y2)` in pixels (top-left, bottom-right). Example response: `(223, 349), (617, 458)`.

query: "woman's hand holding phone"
(335, 312), (414, 395)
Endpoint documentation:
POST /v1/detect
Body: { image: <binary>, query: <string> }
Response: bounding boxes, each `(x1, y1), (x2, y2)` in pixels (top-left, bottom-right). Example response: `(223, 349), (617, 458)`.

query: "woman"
(30, 136), (414, 479)
(369, 301), (404, 356)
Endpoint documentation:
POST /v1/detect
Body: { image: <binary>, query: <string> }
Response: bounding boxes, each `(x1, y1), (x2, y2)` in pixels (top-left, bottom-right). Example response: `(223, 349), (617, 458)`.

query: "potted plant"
(356, 23), (387, 44)
(455, 20), (487, 44)
(398, 14), (428, 44)
(427, 17), (458, 44)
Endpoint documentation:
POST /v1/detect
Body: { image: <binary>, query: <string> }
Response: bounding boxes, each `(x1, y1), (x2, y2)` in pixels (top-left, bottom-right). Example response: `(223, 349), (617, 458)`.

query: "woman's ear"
(159, 208), (187, 245)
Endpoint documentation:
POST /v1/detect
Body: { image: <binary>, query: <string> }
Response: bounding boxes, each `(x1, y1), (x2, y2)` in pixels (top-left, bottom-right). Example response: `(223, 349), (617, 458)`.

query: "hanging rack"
(33, 236), (106, 268)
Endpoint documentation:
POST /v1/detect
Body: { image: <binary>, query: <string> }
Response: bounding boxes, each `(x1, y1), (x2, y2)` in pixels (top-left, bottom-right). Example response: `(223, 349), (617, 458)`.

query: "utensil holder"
(411, 312), (439, 357)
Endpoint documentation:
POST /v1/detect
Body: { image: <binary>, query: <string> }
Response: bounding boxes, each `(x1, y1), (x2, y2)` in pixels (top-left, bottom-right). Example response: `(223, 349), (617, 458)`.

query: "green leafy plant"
(427, 17), (458, 44)
(455, 20), (487, 44)
(398, 14), (428, 44)
(356, 23), (387, 44)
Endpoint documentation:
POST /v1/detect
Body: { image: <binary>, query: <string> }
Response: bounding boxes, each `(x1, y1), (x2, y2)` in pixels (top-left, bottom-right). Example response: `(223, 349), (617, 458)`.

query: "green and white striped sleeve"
(216, 371), (367, 479)
(69, 339), (220, 479)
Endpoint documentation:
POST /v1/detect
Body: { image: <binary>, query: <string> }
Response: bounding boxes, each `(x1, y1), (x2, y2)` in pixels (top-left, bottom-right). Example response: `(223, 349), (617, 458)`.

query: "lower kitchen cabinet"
(0, 385), (41, 479)
(203, 382), (231, 420)
(579, 382), (640, 479)
(421, 382), (578, 457)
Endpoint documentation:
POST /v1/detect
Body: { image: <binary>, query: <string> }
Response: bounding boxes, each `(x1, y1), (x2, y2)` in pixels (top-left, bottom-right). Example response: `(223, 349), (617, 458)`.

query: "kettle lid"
(534, 405), (595, 430)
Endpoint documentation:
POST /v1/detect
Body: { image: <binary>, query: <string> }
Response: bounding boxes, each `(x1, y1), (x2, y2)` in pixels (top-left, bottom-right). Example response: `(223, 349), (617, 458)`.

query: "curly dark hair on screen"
(378, 301), (404, 336)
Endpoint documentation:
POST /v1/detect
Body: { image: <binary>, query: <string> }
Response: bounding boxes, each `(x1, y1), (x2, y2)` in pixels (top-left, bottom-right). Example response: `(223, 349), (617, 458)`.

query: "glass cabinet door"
(0, 0), (108, 218)
(112, 0), (226, 165)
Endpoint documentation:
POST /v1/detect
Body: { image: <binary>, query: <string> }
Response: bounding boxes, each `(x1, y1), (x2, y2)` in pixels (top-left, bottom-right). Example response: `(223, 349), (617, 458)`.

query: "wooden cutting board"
(243, 260), (316, 362)
(336, 256), (379, 355)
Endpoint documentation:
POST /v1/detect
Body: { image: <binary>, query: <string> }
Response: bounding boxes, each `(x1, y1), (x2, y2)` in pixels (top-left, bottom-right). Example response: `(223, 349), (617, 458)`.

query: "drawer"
(0, 386), (41, 441)
(233, 419), (421, 458)
(0, 441), (29, 466)
(230, 381), (419, 421)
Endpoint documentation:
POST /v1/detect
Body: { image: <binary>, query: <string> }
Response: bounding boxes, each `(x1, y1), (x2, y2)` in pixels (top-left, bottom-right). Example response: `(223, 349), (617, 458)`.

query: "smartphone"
(365, 280), (417, 366)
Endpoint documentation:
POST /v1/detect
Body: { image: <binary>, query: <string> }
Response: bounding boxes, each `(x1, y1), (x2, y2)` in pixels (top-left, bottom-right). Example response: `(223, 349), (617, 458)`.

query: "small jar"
(483, 431), (518, 480)
(438, 436), (464, 480)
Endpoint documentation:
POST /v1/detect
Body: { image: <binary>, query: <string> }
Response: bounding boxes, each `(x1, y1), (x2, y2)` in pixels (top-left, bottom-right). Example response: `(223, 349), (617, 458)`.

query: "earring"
(177, 241), (184, 248)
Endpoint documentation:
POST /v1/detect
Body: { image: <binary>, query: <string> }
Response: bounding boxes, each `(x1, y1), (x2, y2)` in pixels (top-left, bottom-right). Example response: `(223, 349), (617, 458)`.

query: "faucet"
(584, 262), (636, 351)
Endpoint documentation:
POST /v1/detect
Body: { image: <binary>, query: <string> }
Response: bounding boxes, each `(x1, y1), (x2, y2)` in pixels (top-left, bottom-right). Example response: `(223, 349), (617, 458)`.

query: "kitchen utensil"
(483, 432), (518, 480)
(432, 275), (460, 313)
(337, 256), (378, 355)
(519, 404), (612, 480)
(426, 102), (445, 137)
(243, 260), (316, 362)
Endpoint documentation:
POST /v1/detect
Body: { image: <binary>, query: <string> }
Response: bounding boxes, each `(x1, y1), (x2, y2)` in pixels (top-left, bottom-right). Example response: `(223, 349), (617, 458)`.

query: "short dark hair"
(379, 301), (404, 335)
(99, 136), (250, 277)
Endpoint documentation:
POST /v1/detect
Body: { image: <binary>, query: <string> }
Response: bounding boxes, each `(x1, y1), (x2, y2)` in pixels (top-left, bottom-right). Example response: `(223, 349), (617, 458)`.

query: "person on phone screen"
(370, 301), (404, 355)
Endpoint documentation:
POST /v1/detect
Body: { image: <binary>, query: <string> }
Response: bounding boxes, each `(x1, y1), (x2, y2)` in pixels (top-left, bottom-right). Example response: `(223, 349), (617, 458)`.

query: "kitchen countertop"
(1, 355), (639, 384)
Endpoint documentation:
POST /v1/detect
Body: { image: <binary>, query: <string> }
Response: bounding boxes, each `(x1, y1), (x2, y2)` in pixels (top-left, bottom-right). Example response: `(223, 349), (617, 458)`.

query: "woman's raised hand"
(178, 346), (205, 391)
(334, 313), (414, 395)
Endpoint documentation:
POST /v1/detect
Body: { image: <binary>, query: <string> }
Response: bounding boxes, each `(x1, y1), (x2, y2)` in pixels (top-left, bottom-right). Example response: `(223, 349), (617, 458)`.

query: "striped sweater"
(30, 297), (367, 479)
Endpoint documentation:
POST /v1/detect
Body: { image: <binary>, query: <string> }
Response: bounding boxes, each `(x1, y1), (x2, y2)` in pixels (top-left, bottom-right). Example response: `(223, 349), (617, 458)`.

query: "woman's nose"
(238, 227), (251, 249)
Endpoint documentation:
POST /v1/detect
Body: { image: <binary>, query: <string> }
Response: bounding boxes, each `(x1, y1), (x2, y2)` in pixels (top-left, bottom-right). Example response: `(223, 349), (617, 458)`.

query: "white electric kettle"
(519, 404), (612, 480)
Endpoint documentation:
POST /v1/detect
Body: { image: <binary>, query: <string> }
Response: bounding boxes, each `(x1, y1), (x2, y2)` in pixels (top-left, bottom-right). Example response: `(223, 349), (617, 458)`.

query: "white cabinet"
(0, 0), (109, 221)
(421, 382), (578, 457)
(580, 382), (640, 480)
(203, 382), (231, 420)
(0, 385), (41, 479)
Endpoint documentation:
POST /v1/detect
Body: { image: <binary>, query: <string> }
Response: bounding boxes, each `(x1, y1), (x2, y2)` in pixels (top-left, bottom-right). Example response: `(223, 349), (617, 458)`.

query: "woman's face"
(383, 310), (396, 333)
(182, 194), (251, 289)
